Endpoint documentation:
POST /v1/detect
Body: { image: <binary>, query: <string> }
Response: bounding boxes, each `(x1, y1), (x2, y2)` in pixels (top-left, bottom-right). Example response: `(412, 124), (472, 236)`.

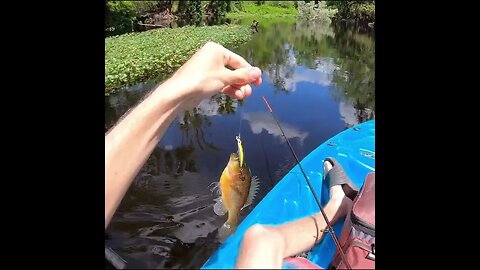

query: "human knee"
(237, 225), (285, 269)
(244, 224), (270, 240)
(243, 224), (282, 247)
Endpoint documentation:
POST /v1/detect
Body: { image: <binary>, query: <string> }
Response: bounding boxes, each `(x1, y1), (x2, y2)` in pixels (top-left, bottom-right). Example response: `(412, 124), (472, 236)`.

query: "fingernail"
(249, 67), (261, 80)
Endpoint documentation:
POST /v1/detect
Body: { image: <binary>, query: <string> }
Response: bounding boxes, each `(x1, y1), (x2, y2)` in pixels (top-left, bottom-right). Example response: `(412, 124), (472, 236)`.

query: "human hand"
(171, 41), (262, 109)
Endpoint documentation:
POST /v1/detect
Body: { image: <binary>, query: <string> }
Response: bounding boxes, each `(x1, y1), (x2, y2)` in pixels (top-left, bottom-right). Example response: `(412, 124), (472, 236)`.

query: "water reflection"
(212, 95), (238, 115)
(178, 108), (214, 151)
(105, 18), (375, 269)
(243, 111), (309, 145)
(227, 18), (374, 125)
(279, 57), (339, 92)
(140, 145), (198, 177)
(330, 24), (375, 126)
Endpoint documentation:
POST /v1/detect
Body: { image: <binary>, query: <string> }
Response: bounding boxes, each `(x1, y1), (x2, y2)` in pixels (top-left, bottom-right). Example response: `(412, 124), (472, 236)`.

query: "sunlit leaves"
(296, 1), (337, 24)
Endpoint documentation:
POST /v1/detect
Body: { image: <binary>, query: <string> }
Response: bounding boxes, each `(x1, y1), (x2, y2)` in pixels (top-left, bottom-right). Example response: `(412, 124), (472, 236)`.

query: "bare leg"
(235, 160), (353, 269)
(234, 224), (287, 269)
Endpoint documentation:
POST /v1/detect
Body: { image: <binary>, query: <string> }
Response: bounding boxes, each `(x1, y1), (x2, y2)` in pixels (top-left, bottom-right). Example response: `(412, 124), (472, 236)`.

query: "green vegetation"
(227, 1), (297, 17)
(296, 1), (337, 24)
(106, 1), (232, 36)
(105, 1), (375, 37)
(178, 0), (202, 25)
(327, 1), (375, 22)
(226, 1), (374, 22)
(105, 1), (137, 36)
(130, 1), (168, 14)
(204, 0), (230, 19)
(105, 25), (252, 94)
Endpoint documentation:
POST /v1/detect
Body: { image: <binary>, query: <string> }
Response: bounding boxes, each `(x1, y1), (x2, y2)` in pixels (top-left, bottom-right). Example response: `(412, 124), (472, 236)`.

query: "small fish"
(210, 135), (259, 239)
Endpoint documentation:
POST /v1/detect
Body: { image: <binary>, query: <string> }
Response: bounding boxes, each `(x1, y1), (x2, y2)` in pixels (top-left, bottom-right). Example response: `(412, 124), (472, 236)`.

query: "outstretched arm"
(105, 42), (262, 228)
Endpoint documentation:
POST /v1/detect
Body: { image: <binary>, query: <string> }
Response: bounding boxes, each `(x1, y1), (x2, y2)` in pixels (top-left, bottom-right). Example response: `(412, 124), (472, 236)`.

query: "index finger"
(223, 47), (252, 70)
(222, 46), (262, 86)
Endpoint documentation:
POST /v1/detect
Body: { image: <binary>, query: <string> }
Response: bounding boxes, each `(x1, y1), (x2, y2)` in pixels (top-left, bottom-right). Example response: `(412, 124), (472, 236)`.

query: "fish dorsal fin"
(242, 175), (260, 210)
(213, 197), (227, 216)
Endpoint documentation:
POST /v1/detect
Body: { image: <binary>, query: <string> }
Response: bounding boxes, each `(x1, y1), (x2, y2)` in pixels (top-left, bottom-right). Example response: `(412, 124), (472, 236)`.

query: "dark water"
(105, 17), (374, 269)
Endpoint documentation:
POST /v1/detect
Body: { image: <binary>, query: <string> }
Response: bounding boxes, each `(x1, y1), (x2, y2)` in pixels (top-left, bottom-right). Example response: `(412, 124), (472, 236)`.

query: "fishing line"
(261, 96), (352, 270)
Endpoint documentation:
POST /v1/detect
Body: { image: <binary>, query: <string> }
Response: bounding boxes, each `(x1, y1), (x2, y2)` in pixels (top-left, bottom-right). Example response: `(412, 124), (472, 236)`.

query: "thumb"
(223, 67), (262, 86)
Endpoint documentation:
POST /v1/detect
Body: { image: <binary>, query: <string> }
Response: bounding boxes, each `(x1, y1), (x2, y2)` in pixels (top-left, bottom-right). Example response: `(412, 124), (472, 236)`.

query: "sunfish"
(210, 135), (259, 239)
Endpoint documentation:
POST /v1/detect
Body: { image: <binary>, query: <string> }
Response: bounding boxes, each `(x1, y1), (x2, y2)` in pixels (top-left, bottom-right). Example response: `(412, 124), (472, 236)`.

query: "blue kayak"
(202, 120), (375, 269)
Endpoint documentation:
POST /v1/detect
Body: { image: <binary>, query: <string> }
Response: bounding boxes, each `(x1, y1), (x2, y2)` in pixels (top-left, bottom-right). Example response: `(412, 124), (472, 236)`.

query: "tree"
(296, 1), (337, 24)
(156, 0), (173, 13)
(105, 1), (136, 36)
(130, 1), (163, 14)
(184, 0), (203, 25)
(231, 1), (243, 12)
(326, 0), (375, 21)
(226, 0), (232, 12)
(177, 0), (187, 15)
(205, 0), (229, 18)
(328, 1), (354, 19)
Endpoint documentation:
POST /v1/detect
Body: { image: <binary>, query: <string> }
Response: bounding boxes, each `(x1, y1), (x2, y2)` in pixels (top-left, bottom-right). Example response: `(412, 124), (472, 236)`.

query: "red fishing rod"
(262, 96), (351, 270)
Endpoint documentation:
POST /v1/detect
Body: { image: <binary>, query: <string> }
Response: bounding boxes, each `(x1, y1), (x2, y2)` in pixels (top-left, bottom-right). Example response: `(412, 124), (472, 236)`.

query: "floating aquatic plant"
(105, 25), (252, 95)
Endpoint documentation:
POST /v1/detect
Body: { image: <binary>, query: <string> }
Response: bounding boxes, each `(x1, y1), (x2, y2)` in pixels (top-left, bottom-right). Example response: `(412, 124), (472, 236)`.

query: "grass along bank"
(227, 2), (297, 18)
(105, 24), (252, 95)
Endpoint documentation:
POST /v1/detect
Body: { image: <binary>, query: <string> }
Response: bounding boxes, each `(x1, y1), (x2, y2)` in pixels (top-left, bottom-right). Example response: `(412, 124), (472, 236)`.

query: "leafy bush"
(231, 2), (297, 16)
(230, 1), (243, 12)
(351, 2), (375, 21)
(326, 1), (375, 21)
(130, 1), (161, 14)
(266, 1), (295, 9)
(296, 1), (337, 24)
(105, 1), (136, 36)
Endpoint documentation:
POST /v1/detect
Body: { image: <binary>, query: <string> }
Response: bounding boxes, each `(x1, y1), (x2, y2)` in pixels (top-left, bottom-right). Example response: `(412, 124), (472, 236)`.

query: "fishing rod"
(262, 96), (352, 270)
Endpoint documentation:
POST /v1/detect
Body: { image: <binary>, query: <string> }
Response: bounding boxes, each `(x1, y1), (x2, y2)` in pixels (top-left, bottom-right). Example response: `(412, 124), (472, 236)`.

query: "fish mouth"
(229, 153), (239, 162)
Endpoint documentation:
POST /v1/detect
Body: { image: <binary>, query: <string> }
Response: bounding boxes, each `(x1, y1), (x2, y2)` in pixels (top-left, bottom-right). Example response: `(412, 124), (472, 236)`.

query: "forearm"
(105, 78), (187, 228)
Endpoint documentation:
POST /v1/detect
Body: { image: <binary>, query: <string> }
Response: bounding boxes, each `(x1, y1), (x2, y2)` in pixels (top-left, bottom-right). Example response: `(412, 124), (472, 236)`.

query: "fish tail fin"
(218, 222), (237, 242)
(213, 197), (227, 216)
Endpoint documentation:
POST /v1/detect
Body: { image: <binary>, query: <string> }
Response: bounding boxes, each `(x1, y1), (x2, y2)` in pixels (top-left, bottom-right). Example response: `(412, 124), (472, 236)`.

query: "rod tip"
(262, 96), (273, 112)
